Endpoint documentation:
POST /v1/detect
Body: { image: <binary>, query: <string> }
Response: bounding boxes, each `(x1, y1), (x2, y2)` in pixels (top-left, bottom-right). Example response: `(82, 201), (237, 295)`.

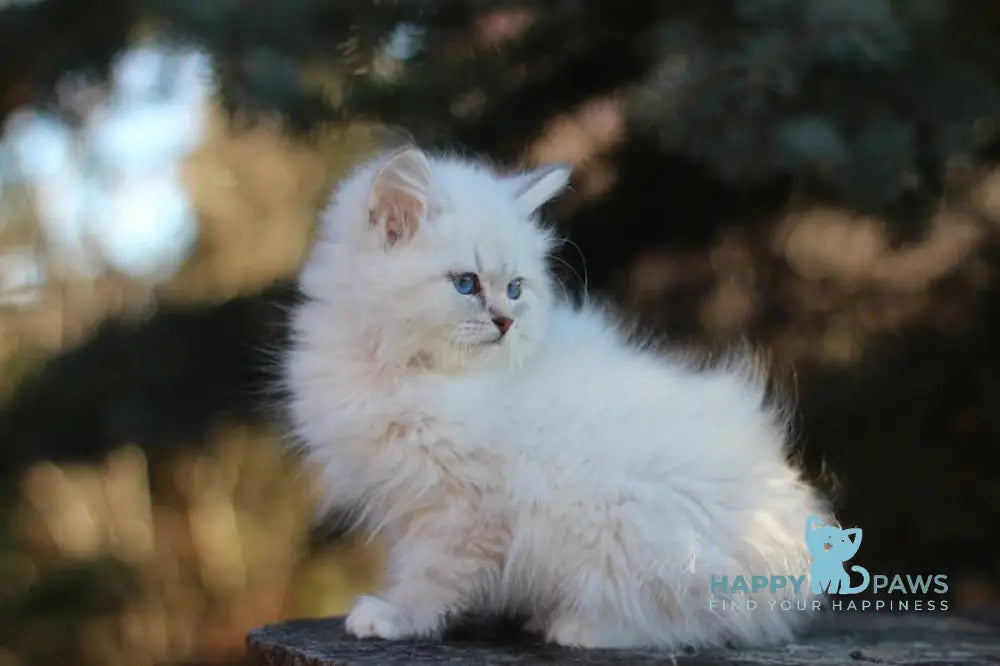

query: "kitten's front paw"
(545, 615), (638, 648)
(545, 615), (602, 648)
(523, 614), (547, 635)
(345, 596), (408, 640)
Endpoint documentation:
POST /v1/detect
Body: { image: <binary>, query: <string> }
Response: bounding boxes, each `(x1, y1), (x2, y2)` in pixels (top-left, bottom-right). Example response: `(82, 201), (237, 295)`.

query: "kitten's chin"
(413, 337), (530, 375)
(425, 345), (501, 374)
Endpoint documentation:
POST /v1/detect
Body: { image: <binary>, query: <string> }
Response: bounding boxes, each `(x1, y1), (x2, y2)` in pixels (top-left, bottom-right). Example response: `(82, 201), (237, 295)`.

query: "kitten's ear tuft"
(505, 164), (572, 216)
(369, 147), (432, 247)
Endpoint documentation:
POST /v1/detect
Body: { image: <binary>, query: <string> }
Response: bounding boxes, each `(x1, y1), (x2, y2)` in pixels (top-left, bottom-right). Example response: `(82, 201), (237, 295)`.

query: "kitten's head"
(300, 147), (570, 372)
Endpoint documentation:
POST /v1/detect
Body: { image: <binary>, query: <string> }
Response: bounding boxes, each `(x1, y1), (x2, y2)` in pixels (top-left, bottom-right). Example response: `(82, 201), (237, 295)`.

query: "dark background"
(1, 1), (999, 664)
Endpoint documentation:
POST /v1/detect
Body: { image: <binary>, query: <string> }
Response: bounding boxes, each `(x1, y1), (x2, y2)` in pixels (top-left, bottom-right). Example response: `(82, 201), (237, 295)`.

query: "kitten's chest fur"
(315, 357), (511, 499)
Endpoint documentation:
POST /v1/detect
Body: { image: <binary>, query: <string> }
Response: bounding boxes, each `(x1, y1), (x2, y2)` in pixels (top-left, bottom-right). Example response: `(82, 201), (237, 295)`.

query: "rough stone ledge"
(247, 612), (1000, 666)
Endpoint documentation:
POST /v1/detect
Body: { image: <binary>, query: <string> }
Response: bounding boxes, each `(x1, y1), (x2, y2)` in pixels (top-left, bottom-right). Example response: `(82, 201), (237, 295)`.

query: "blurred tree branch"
(0, 282), (297, 482)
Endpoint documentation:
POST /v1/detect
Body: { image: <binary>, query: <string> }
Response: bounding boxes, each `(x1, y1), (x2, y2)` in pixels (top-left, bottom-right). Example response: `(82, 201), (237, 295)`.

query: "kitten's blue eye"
(453, 273), (479, 295)
(507, 278), (522, 300)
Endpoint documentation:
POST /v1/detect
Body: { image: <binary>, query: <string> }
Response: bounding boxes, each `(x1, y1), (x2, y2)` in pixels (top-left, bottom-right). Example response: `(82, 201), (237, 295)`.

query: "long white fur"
(285, 147), (830, 650)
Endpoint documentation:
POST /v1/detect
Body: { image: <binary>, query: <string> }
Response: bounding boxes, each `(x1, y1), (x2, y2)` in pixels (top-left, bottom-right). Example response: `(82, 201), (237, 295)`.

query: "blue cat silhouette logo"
(805, 515), (871, 594)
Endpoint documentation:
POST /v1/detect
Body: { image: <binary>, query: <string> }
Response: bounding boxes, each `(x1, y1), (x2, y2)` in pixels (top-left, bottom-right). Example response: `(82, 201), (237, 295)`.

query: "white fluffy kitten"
(286, 147), (829, 650)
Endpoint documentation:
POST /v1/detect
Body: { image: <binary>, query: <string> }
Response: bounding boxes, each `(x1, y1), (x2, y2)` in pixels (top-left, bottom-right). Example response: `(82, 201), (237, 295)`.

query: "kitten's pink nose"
(492, 316), (514, 335)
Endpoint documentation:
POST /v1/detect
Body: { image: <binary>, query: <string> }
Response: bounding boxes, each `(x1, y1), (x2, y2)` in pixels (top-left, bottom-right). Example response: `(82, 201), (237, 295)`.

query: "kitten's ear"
(369, 147), (432, 247)
(505, 164), (572, 216)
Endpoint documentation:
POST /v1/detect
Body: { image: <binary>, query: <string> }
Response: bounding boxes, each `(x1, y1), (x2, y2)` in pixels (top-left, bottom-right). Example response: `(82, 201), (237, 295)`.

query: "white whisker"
(548, 238), (589, 299)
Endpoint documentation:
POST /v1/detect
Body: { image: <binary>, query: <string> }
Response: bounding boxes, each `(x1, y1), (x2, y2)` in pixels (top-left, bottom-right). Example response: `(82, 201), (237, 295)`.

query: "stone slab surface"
(246, 612), (1000, 665)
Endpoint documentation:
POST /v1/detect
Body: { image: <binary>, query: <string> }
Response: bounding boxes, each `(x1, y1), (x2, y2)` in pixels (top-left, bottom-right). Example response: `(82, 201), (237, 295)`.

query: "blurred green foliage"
(5, 1), (999, 226)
